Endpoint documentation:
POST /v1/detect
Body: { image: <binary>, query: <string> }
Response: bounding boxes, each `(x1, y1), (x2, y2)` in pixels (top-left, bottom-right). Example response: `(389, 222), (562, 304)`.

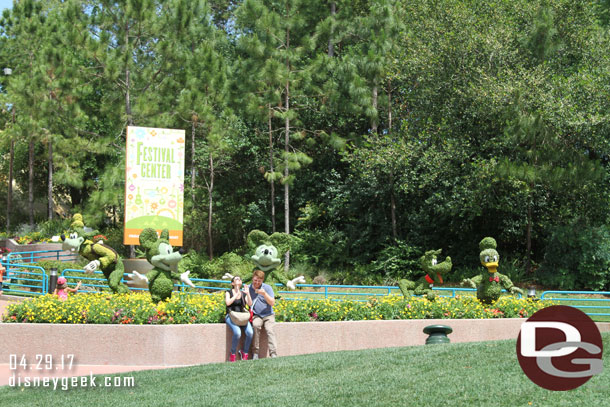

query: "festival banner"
(124, 126), (185, 246)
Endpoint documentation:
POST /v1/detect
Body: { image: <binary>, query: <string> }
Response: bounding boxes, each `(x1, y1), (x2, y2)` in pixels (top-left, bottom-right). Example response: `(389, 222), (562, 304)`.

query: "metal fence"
(3, 249), (610, 318)
(540, 290), (610, 317)
(7, 249), (78, 264)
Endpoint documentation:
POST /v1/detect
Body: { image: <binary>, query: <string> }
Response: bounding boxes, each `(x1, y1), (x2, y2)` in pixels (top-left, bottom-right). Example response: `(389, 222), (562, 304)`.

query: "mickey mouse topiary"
(461, 237), (523, 304)
(223, 230), (305, 295)
(130, 228), (195, 303)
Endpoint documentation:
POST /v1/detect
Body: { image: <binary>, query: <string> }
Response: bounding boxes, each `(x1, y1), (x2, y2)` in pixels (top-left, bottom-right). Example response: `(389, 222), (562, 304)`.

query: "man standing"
(249, 269), (277, 359)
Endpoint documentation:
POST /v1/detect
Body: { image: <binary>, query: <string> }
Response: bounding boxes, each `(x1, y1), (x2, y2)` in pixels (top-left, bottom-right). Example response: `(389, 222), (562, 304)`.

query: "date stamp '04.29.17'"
(6, 354), (135, 390)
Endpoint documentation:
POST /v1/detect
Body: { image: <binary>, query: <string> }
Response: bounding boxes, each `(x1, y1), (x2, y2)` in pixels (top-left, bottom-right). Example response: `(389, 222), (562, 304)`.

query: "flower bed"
(2, 292), (555, 324)
(0, 232), (53, 245)
(276, 295), (553, 321)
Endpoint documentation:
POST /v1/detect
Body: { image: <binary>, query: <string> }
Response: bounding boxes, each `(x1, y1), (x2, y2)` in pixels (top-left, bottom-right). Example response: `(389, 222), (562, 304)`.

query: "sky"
(0, 0), (12, 13)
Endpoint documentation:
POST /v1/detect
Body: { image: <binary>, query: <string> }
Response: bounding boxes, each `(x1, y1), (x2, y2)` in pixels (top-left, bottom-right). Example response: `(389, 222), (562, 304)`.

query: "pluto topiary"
(398, 249), (452, 300)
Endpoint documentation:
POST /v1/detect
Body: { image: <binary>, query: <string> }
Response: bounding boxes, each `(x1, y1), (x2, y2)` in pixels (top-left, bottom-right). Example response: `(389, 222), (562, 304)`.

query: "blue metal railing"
(60, 269), (124, 291)
(277, 284), (522, 301)
(7, 250), (78, 264)
(540, 291), (610, 317)
(0, 261), (47, 295)
(3, 249), (610, 317)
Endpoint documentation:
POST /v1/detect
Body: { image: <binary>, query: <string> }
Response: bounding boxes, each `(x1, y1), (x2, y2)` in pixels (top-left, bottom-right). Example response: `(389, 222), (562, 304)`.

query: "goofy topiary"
(61, 214), (129, 294)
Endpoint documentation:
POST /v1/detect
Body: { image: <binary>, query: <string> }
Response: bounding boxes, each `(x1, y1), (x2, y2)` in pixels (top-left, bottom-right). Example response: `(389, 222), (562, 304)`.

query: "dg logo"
(516, 305), (604, 391)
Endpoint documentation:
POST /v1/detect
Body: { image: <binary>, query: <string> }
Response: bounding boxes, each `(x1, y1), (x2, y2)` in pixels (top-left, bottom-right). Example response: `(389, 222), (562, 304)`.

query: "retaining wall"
(2, 317), (608, 367)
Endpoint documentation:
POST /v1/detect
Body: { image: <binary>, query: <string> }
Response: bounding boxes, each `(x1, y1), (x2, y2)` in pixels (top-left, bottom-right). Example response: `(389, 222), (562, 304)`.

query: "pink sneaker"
(239, 350), (249, 361)
(229, 354), (236, 362)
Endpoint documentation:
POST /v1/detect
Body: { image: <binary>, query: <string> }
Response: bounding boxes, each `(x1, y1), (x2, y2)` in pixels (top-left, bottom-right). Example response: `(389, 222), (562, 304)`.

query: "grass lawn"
(1, 333), (608, 407)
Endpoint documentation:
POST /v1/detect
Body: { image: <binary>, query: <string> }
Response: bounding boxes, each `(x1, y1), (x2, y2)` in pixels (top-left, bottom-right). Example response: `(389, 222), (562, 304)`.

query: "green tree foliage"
(1, 0), (609, 290)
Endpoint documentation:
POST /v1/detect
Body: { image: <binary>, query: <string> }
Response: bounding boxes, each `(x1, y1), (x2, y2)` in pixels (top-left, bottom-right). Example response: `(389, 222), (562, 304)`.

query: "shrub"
(292, 227), (350, 269)
(537, 223), (610, 290)
(212, 251), (253, 279)
(36, 218), (71, 238)
(335, 264), (383, 286)
(368, 240), (423, 283)
(178, 250), (210, 278)
(100, 226), (130, 258)
(15, 223), (36, 237)
(181, 250), (253, 280)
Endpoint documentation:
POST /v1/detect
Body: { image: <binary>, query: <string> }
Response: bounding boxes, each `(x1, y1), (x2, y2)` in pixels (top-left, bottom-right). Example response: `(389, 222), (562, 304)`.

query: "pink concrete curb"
(0, 318), (541, 367)
(1, 317), (608, 387)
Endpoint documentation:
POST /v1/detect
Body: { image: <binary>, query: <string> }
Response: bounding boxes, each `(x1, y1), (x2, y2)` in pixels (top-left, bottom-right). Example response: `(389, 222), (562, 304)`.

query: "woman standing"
(225, 276), (253, 361)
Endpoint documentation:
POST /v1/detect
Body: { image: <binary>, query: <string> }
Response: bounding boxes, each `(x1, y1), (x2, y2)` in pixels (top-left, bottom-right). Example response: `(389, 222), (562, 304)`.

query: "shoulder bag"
(229, 290), (251, 326)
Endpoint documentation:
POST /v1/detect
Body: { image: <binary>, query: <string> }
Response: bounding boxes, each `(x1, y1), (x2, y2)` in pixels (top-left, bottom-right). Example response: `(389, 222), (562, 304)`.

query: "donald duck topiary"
(461, 237), (523, 304)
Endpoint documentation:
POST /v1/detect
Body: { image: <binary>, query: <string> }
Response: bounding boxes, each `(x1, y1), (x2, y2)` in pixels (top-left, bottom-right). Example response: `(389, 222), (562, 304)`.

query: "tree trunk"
(387, 81), (392, 133)
(284, 27), (291, 273)
(390, 174), (397, 242)
(208, 152), (214, 260)
(526, 195), (533, 273)
(191, 121), (197, 205)
(28, 138), (34, 228)
(269, 107), (276, 233)
(48, 138), (53, 220)
(328, 2), (336, 57)
(125, 25), (136, 258)
(6, 138), (13, 232)
(125, 25), (133, 126)
(372, 85), (378, 134)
